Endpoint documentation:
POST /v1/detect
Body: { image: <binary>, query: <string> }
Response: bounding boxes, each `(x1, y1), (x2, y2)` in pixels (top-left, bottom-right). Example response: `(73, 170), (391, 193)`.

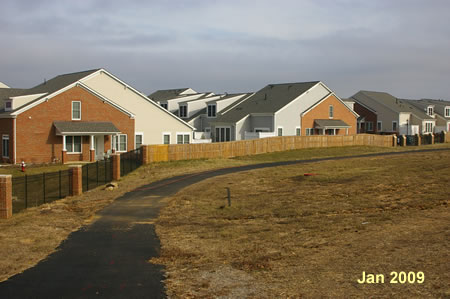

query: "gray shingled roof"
(404, 99), (450, 117)
(206, 93), (252, 104)
(215, 82), (319, 123)
(354, 91), (433, 120)
(0, 69), (99, 116)
(54, 121), (120, 135)
(148, 88), (191, 101)
(314, 119), (350, 128)
(185, 108), (207, 122)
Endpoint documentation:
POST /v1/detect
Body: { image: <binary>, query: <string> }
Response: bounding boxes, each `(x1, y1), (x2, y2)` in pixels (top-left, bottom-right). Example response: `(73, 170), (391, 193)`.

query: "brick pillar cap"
(68, 165), (82, 169)
(0, 174), (12, 178)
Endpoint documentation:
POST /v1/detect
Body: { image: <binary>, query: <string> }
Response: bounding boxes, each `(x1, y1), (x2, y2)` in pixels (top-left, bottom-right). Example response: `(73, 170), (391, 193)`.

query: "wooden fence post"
(112, 154), (121, 181)
(0, 175), (13, 219)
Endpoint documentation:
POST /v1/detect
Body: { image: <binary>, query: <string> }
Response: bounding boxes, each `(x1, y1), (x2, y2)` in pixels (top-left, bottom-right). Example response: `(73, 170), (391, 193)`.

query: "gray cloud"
(0, 0), (449, 100)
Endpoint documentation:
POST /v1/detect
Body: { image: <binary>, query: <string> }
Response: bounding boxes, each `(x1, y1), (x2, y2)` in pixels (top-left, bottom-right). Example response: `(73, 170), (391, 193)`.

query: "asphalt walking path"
(0, 147), (448, 298)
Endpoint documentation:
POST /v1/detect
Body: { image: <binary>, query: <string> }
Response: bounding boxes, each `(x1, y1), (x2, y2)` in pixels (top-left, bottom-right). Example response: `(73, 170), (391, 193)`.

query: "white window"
(306, 128), (314, 136)
(207, 104), (216, 117)
(135, 133), (143, 148)
(427, 106), (433, 116)
(329, 105), (334, 118)
(2, 135), (9, 158)
(163, 133), (170, 144)
(72, 101), (81, 120)
(392, 121), (397, 132)
(445, 107), (450, 117)
(4, 101), (12, 112)
(66, 136), (82, 153)
(176, 133), (190, 144)
(296, 127), (301, 136)
(179, 105), (187, 118)
(113, 134), (127, 152)
(424, 122), (433, 133)
(160, 103), (168, 110)
(277, 127), (283, 136)
(377, 121), (382, 131)
(366, 121), (374, 132)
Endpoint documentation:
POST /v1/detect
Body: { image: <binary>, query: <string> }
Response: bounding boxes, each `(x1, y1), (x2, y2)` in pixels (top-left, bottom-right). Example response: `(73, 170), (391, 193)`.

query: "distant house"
(0, 69), (195, 164)
(210, 81), (358, 142)
(149, 88), (203, 113)
(351, 91), (436, 135)
(404, 99), (450, 132)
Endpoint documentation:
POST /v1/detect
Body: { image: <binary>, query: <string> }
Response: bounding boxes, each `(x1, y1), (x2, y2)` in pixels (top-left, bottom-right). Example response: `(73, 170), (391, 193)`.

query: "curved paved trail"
(0, 148), (448, 298)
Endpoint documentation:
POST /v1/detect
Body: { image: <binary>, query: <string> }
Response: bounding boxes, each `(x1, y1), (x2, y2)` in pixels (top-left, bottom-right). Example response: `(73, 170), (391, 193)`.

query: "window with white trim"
(296, 127), (301, 136)
(163, 133), (170, 144)
(392, 121), (397, 132)
(366, 121), (374, 132)
(445, 107), (450, 117)
(135, 133), (143, 148)
(72, 101), (81, 120)
(427, 106), (433, 116)
(113, 134), (127, 152)
(306, 128), (314, 136)
(277, 127), (283, 136)
(215, 127), (231, 142)
(2, 135), (9, 158)
(207, 104), (216, 117)
(424, 122), (433, 133)
(160, 103), (168, 110)
(179, 106), (187, 118)
(66, 136), (82, 153)
(4, 101), (12, 112)
(377, 121), (382, 131)
(177, 133), (190, 144)
(329, 105), (334, 118)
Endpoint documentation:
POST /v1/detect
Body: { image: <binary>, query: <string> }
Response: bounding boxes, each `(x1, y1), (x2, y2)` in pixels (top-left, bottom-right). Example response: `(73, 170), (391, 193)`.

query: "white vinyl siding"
(72, 101), (81, 120)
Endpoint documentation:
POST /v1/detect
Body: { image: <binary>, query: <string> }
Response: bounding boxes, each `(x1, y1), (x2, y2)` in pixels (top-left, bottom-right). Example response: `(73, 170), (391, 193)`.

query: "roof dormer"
(427, 105), (434, 117)
(4, 100), (12, 111)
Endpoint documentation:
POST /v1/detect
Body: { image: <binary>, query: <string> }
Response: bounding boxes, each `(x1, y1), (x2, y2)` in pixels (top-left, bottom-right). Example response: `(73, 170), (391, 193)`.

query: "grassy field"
(153, 150), (450, 298)
(0, 144), (449, 287)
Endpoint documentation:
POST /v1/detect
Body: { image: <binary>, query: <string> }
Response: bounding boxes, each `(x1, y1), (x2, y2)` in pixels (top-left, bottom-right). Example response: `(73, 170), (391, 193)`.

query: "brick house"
(352, 100), (378, 133)
(0, 70), (135, 164)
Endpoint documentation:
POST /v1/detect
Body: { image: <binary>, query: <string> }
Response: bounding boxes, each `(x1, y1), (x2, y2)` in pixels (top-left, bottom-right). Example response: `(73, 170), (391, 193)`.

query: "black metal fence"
(120, 148), (142, 177)
(12, 170), (73, 214)
(406, 135), (416, 146)
(82, 157), (113, 192)
(421, 134), (432, 145)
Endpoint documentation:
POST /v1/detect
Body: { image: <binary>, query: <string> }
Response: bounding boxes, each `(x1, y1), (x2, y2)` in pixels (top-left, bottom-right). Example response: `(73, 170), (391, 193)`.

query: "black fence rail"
(421, 134), (432, 145)
(120, 148), (142, 177)
(12, 170), (72, 214)
(82, 157), (113, 192)
(434, 132), (445, 143)
(406, 135), (416, 146)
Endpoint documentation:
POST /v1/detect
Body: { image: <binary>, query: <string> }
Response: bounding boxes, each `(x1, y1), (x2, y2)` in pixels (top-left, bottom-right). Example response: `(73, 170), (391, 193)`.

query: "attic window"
(427, 106), (433, 116)
(4, 101), (12, 111)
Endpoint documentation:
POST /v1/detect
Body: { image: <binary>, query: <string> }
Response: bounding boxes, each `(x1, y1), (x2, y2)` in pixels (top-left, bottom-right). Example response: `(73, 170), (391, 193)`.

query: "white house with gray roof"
(210, 81), (358, 142)
(405, 99), (450, 132)
(351, 91), (436, 135)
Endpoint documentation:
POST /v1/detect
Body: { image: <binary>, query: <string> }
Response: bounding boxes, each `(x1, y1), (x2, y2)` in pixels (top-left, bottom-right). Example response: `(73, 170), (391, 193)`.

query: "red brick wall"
(354, 102), (378, 133)
(301, 95), (357, 135)
(0, 118), (14, 163)
(15, 86), (134, 163)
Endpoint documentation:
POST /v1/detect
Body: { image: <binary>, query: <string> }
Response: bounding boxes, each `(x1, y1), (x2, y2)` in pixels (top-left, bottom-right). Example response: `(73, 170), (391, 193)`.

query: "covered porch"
(54, 121), (121, 163)
(314, 119), (351, 135)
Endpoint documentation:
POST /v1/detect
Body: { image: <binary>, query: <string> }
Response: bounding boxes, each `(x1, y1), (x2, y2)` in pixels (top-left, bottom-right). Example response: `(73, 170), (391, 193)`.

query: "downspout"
(13, 118), (16, 164)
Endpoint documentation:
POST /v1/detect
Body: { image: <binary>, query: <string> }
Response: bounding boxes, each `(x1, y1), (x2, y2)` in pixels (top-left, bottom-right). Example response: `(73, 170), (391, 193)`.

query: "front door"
(94, 135), (104, 160)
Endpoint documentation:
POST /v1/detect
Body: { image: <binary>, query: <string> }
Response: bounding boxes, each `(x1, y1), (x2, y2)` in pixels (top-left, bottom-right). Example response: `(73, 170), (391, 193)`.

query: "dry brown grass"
(154, 150), (450, 298)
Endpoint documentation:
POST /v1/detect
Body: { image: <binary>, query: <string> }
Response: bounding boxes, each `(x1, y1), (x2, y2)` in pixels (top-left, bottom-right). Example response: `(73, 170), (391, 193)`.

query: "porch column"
(62, 135), (67, 164)
(89, 135), (95, 162)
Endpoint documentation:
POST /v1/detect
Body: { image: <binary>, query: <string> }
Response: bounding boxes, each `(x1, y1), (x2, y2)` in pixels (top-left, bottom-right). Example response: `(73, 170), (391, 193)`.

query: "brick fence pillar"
(401, 135), (407, 146)
(431, 134), (435, 144)
(69, 165), (82, 196)
(0, 175), (12, 219)
(112, 154), (121, 181)
(392, 134), (397, 147)
(89, 150), (95, 162)
(415, 134), (421, 146)
(141, 145), (149, 165)
(62, 150), (67, 164)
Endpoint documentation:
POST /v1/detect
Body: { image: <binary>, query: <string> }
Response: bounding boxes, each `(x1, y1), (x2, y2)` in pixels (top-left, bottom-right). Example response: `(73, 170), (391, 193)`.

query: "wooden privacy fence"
(142, 134), (395, 163)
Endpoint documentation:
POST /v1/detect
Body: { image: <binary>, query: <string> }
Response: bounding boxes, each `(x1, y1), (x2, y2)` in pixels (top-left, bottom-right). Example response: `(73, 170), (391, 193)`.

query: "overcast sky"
(1, 0), (449, 99)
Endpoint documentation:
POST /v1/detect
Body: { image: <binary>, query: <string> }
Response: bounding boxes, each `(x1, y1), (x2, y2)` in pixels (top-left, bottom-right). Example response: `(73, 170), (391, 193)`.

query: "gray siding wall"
(250, 115), (273, 131)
